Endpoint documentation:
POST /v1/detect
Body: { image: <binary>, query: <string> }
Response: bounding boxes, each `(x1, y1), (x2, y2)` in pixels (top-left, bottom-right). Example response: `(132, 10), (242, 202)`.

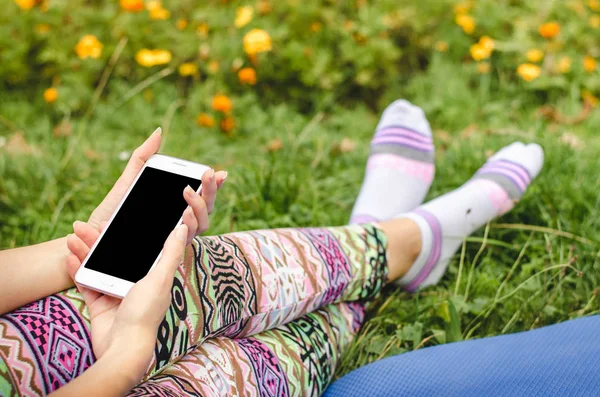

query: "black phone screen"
(85, 167), (201, 283)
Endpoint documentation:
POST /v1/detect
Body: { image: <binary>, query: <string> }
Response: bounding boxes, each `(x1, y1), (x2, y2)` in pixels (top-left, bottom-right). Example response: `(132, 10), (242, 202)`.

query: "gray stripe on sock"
(471, 173), (522, 200)
(371, 144), (435, 163)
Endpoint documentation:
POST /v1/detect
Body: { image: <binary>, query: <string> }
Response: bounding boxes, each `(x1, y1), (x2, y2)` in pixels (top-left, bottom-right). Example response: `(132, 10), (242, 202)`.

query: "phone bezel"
(74, 154), (209, 298)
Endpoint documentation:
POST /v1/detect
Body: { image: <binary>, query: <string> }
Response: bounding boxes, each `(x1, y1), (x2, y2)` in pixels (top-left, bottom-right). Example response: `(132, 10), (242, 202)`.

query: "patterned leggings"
(0, 224), (388, 396)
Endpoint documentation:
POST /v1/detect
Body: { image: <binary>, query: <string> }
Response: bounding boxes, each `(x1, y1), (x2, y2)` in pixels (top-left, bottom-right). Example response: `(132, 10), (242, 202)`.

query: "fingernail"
(73, 220), (82, 229)
(184, 185), (194, 196)
(175, 224), (188, 241)
(210, 168), (215, 183)
(153, 127), (162, 136)
(222, 171), (228, 182)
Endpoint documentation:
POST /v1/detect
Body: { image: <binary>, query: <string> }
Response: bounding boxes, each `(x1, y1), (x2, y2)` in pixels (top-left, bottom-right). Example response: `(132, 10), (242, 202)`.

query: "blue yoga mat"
(325, 315), (600, 397)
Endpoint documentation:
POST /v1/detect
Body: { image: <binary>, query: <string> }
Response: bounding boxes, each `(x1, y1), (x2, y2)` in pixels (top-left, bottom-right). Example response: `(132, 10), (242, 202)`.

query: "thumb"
(148, 224), (187, 286)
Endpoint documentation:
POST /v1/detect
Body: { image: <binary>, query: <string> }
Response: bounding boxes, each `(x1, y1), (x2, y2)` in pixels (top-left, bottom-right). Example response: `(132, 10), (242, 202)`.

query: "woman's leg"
(128, 301), (365, 396)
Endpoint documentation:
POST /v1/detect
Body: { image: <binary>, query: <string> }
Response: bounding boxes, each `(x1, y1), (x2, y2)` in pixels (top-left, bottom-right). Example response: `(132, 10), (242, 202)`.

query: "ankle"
(379, 217), (422, 281)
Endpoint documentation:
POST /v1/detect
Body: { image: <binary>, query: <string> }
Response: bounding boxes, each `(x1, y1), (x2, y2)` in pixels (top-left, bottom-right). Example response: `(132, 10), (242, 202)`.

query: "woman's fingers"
(148, 225), (187, 289)
(182, 206), (198, 244)
(216, 170), (228, 190)
(73, 221), (100, 248)
(67, 234), (91, 262)
(201, 168), (218, 214)
(66, 253), (103, 305)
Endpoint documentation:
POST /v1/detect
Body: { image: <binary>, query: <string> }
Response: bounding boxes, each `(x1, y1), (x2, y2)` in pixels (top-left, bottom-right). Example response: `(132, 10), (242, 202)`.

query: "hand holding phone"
(66, 222), (189, 380)
(74, 153), (218, 298)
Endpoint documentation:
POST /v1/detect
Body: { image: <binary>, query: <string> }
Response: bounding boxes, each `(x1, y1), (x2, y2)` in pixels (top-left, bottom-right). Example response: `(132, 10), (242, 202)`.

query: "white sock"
(350, 100), (435, 224)
(397, 142), (544, 291)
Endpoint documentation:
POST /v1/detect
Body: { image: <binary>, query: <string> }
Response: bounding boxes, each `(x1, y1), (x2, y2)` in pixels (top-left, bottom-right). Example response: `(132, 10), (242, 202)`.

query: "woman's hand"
(87, 127), (227, 245)
(66, 223), (189, 381)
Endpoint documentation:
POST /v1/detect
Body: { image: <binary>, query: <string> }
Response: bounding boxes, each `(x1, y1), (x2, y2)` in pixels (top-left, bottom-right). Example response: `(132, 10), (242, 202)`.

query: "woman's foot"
(391, 142), (544, 290)
(350, 100), (435, 224)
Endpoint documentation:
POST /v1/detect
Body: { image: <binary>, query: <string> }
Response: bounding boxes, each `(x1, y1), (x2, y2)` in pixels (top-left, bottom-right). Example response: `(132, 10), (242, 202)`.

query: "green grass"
(1, 56), (599, 378)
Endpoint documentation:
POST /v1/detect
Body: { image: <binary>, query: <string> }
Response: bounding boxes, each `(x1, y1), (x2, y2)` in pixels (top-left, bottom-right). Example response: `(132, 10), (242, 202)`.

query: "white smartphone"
(75, 154), (209, 298)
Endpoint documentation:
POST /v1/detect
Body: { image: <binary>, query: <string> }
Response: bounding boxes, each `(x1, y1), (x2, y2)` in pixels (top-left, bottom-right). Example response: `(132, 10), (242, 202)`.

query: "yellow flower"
(435, 41), (448, 52)
(152, 49), (171, 65)
(75, 35), (103, 60)
(478, 35), (494, 51)
(120, 0), (144, 12)
(220, 117), (236, 134)
(539, 21), (560, 39)
(235, 6), (254, 28)
(556, 56), (572, 73)
(526, 49), (544, 63)
(150, 7), (170, 20)
(589, 0), (600, 11)
(243, 29), (272, 55)
(238, 67), (257, 85)
(176, 18), (188, 30)
(455, 14), (475, 34)
(178, 63), (198, 76)
(590, 15), (600, 28)
(477, 62), (490, 74)
(196, 113), (215, 127)
(135, 49), (172, 67)
(470, 43), (491, 61)
(43, 87), (58, 103)
(35, 24), (51, 34)
(583, 56), (597, 72)
(197, 23), (209, 39)
(212, 95), (232, 113)
(14, 0), (35, 10)
(517, 63), (541, 81)
(145, 0), (160, 11)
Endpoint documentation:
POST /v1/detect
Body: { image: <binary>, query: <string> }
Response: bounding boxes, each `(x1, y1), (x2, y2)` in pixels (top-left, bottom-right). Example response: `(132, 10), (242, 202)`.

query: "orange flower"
(455, 14), (475, 34)
(212, 95), (233, 113)
(238, 67), (257, 85)
(178, 63), (198, 76)
(583, 56), (597, 72)
(75, 35), (103, 59)
(517, 63), (541, 81)
(590, 15), (600, 28)
(220, 117), (236, 134)
(582, 90), (599, 107)
(311, 22), (322, 32)
(539, 22), (560, 39)
(479, 36), (494, 51)
(43, 87), (58, 103)
(176, 18), (188, 30)
(196, 113), (215, 127)
(135, 49), (172, 67)
(14, 0), (35, 10)
(150, 7), (170, 20)
(453, 1), (472, 15)
(589, 0), (600, 11)
(235, 6), (254, 28)
(526, 49), (544, 63)
(243, 29), (272, 55)
(120, 0), (144, 12)
(208, 60), (220, 74)
(257, 0), (272, 15)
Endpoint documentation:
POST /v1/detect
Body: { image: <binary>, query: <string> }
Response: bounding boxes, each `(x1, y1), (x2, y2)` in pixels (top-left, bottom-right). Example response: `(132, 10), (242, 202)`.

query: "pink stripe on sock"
(478, 165), (527, 191)
(376, 127), (432, 143)
(350, 214), (379, 224)
(404, 209), (442, 292)
(470, 179), (514, 215)
(367, 154), (435, 183)
(494, 160), (531, 184)
(371, 136), (434, 152)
